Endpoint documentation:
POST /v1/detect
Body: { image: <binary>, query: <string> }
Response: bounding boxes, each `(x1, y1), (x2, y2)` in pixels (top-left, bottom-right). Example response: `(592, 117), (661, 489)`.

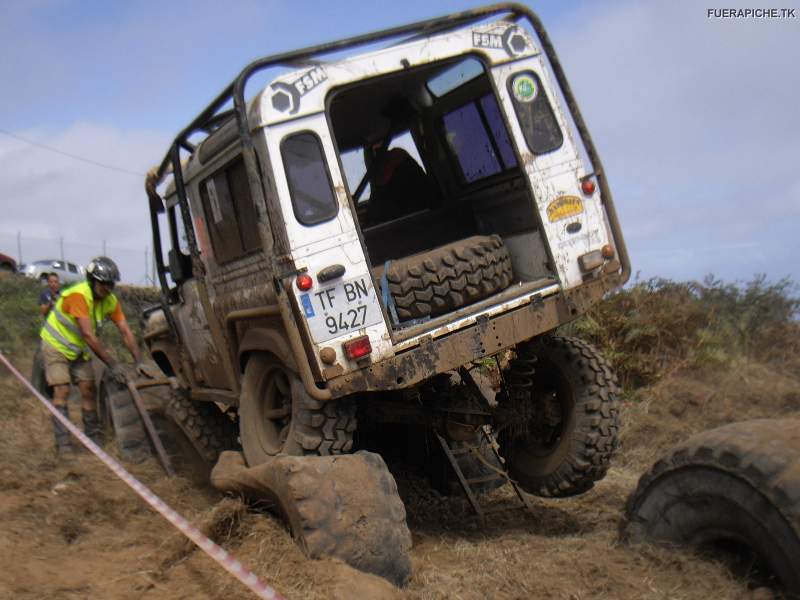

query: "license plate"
(298, 275), (383, 343)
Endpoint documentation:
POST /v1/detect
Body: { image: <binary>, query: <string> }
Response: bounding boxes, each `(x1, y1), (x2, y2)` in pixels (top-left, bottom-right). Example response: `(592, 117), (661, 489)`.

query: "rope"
(0, 351), (284, 600)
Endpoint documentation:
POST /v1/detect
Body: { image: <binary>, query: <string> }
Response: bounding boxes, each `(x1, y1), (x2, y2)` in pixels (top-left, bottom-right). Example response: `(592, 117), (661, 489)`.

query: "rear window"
(507, 71), (563, 155)
(442, 93), (517, 183)
(281, 132), (338, 225)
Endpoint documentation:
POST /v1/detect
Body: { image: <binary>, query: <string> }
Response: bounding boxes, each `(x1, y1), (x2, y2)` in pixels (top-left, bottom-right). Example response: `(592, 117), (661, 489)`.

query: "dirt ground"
(1, 354), (798, 600)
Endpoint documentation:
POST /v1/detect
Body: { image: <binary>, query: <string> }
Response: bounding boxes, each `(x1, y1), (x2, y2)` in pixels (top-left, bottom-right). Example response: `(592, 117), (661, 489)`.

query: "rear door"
(263, 116), (393, 373)
(490, 59), (612, 290)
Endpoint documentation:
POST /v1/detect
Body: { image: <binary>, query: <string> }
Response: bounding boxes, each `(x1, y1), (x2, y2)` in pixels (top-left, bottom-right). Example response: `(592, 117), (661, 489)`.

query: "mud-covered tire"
(164, 393), (238, 465)
(212, 450), (412, 586)
(621, 419), (800, 596)
(240, 354), (356, 465)
(384, 234), (513, 321)
(97, 375), (150, 463)
(501, 336), (620, 498)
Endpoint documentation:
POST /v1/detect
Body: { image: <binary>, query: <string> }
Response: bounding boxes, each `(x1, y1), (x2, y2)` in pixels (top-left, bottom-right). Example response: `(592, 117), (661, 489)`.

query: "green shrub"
(0, 275), (159, 362)
(561, 275), (799, 389)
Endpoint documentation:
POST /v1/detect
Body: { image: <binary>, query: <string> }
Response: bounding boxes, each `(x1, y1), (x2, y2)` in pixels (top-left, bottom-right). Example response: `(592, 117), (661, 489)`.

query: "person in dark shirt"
(39, 272), (61, 317)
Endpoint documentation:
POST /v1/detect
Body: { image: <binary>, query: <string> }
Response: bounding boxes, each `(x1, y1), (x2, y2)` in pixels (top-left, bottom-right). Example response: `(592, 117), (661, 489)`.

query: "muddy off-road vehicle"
(122, 3), (630, 583)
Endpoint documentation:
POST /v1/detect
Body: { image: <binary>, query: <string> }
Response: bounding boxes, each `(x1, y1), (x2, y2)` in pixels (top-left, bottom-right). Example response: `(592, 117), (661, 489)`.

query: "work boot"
(82, 409), (104, 447)
(52, 404), (74, 455)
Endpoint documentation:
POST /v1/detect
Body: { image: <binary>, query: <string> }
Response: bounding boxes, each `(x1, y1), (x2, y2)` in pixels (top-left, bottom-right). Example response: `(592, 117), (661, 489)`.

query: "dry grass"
(1, 274), (798, 598)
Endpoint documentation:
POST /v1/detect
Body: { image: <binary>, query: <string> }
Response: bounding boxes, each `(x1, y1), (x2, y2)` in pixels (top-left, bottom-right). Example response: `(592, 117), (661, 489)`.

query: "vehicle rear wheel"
(383, 234), (513, 322)
(500, 336), (620, 497)
(239, 354), (356, 465)
(621, 419), (800, 596)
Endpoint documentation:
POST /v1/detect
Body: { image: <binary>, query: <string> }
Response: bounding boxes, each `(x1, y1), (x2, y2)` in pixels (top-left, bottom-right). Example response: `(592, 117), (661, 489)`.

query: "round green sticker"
(512, 75), (537, 103)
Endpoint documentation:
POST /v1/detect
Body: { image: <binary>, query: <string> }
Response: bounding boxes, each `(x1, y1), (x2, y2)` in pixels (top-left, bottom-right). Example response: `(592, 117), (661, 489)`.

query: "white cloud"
(0, 123), (169, 283)
(549, 0), (800, 282)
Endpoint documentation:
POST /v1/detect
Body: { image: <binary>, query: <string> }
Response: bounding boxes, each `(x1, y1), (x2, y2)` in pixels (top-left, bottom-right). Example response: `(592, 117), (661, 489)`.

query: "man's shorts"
(41, 341), (94, 386)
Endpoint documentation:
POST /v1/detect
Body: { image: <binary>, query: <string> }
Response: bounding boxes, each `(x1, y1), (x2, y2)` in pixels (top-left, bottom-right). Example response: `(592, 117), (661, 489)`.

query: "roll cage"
(144, 2), (630, 344)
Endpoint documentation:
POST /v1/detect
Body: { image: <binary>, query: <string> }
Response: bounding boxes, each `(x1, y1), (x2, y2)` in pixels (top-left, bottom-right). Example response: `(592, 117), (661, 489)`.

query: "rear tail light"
(601, 244), (615, 259)
(343, 335), (372, 360)
(580, 178), (596, 195)
(296, 273), (313, 291)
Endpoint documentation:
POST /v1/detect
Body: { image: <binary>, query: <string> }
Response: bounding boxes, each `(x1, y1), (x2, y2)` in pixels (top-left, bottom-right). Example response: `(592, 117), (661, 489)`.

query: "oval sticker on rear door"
(546, 196), (583, 222)
(511, 74), (538, 103)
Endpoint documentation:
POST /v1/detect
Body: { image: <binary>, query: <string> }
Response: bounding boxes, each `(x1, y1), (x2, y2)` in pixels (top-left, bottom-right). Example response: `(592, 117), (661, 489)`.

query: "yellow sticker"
(546, 196), (584, 222)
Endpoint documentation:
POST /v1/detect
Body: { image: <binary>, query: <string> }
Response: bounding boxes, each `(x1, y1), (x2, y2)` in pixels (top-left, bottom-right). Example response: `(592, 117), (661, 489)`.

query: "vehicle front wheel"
(499, 336), (620, 498)
(238, 354), (356, 465)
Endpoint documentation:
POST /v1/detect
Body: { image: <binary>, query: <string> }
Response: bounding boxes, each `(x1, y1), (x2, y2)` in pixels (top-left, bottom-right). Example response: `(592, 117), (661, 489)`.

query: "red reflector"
(296, 273), (313, 291)
(343, 336), (372, 360)
(581, 179), (596, 195)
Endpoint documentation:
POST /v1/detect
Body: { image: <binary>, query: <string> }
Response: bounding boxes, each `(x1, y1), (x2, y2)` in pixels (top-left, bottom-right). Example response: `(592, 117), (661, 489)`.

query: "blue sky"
(1, 0), (798, 286)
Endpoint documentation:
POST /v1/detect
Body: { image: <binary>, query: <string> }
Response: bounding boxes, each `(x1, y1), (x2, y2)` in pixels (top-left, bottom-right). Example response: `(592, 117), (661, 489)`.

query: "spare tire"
(383, 234), (513, 322)
(621, 418), (800, 596)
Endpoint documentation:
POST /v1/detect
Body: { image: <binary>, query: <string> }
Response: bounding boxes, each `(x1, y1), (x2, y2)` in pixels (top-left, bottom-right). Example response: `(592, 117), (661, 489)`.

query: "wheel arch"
(147, 339), (182, 381)
(238, 326), (298, 373)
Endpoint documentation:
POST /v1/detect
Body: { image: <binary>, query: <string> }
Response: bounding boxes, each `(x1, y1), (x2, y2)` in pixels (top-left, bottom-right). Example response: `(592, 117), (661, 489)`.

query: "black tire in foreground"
(383, 234), (513, 322)
(211, 450), (412, 587)
(97, 374), (150, 463)
(239, 354), (356, 465)
(621, 418), (800, 597)
(501, 336), (621, 498)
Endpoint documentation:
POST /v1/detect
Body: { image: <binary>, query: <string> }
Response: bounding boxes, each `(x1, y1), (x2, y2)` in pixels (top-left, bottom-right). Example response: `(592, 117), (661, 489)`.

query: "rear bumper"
(326, 273), (622, 397)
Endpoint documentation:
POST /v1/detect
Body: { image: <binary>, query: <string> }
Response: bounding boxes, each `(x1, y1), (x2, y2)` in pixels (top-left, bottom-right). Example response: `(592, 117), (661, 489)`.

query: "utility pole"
(59, 237), (64, 263)
(16, 231), (22, 265)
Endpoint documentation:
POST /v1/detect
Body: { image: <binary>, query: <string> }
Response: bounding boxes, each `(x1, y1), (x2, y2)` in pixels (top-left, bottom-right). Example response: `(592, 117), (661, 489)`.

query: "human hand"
(109, 363), (128, 386)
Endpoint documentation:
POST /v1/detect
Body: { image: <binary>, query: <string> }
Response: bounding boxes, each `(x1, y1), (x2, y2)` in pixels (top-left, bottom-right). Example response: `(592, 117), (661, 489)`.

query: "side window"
(443, 93), (517, 184)
(281, 132), (338, 225)
(508, 71), (563, 155)
(53, 260), (64, 270)
(67, 263), (78, 273)
(198, 156), (261, 264)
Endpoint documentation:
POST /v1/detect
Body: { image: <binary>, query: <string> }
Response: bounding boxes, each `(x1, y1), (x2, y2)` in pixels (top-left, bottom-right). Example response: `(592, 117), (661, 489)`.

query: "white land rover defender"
(139, 3), (629, 516)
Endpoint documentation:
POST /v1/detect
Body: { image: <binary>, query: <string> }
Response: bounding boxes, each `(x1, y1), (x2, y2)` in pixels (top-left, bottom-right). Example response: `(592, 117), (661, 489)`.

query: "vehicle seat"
(366, 148), (435, 225)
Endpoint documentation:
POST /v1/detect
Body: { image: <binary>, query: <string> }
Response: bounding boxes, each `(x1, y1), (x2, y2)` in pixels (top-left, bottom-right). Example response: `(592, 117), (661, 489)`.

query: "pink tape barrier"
(0, 351), (284, 600)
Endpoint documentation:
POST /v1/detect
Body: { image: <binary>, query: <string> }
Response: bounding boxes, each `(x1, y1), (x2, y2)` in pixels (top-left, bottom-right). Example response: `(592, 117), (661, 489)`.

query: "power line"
(0, 127), (145, 177)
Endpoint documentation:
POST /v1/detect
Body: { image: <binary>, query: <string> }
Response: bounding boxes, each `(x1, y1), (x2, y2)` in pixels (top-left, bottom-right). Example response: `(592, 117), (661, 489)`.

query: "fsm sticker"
(547, 196), (584, 222)
(512, 74), (537, 103)
(472, 25), (531, 57)
(270, 66), (328, 115)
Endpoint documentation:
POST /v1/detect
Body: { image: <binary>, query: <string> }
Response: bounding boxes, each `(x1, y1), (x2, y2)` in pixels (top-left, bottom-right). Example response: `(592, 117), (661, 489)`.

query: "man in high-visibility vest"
(40, 256), (141, 454)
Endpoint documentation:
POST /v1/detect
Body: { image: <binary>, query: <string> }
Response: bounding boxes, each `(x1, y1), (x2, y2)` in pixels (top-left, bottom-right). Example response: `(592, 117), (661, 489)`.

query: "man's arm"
(38, 291), (52, 316)
(114, 319), (142, 364)
(75, 316), (116, 365)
